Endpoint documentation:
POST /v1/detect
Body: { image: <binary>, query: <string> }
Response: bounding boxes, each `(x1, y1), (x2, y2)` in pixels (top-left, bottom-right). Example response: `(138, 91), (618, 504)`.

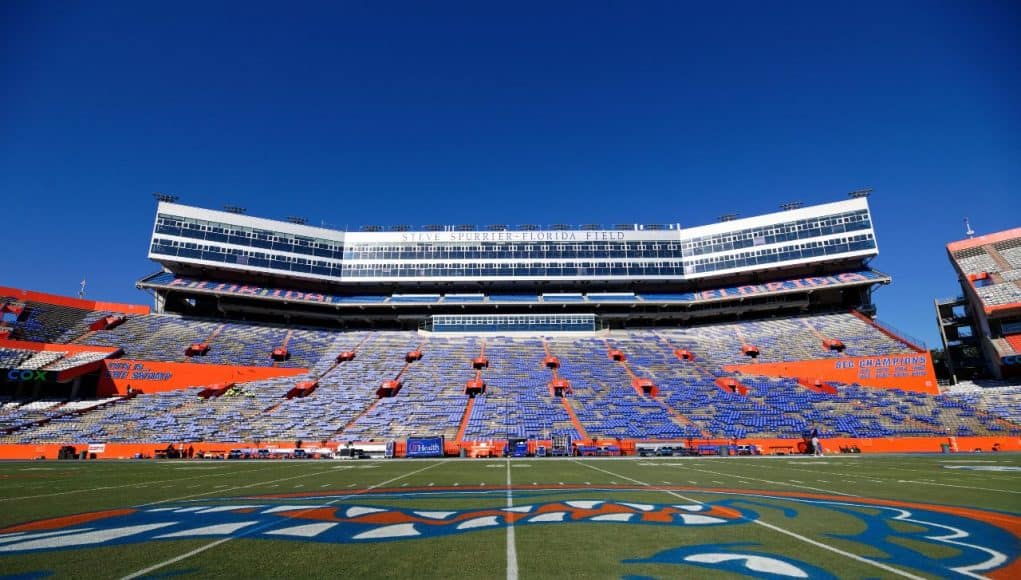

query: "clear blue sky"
(2, 1), (1017, 348)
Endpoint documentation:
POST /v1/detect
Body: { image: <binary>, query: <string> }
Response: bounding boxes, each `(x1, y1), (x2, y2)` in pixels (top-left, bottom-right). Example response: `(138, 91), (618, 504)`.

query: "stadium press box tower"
(139, 196), (888, 331)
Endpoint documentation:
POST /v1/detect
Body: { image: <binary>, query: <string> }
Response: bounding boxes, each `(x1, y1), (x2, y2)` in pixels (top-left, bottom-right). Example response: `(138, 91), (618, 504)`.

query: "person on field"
(811, 426), (822, 456)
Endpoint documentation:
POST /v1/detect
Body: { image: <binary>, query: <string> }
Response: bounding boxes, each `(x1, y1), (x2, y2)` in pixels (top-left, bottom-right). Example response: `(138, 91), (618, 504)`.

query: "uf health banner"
(146, 269), (886, 305)
(724, 353), (938, 394)
(98, 360), (307, 396)
(406, 437), (444, 458)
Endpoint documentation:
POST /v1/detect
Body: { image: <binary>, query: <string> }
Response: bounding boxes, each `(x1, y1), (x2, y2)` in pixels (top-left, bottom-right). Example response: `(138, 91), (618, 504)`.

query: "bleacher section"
(463, 337), (579, 441)
(0, 347), (115, 373)
(552, 337), (691, 439)
(943, 383), (1021, 427)
(656, 312), (915, 367)
(949, 232), (1021, 311)
(76, 315), (334, 368)
(4, 311), (1019, 445)
(11, 301), (118, 343)
(1, 397), (123, 436)
(341, 336), (469, 441)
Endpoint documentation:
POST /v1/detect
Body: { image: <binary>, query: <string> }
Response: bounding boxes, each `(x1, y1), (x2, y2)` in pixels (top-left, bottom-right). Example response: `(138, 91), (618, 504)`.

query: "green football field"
(0, 454), (1018, 579)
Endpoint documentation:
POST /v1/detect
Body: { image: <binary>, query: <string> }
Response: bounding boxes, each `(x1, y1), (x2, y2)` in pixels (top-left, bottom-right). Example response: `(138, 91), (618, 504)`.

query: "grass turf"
(0, 454), (1018, 579)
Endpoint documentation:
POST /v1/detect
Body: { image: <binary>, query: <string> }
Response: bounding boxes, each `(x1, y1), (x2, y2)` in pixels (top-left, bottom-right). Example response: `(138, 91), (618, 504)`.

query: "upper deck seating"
(12, 302), (117, 343)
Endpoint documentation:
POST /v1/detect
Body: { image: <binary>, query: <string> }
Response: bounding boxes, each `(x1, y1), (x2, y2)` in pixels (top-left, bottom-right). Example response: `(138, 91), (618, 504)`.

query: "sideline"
(0, 465), (280, 503)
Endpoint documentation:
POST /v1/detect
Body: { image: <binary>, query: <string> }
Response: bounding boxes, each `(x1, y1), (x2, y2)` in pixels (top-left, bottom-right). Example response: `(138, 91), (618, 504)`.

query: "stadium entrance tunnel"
(631, 377), (659, 397)
(549, 378), (572, 397)
(674, 349), (696, 361)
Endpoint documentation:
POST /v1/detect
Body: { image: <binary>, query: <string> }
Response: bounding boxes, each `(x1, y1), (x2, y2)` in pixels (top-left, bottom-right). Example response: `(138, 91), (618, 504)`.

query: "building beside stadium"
(937, 227), (1021, 380)
(0, 193), (1018, 459)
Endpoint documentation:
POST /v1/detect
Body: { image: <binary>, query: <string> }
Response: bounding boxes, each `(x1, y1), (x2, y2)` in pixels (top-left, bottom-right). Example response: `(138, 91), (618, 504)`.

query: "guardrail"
(872, 318), (927, 351)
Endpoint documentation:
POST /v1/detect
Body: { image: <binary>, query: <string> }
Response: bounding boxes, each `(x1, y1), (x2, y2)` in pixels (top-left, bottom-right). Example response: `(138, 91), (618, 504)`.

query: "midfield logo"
(0, 488), (1016, 579)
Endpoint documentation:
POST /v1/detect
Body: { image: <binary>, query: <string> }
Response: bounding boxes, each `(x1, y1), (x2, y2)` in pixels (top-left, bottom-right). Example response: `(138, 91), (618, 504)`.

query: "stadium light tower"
(718, 213), (739, 222)
(152, 192), (179, 203)
(780, 201), (803, 211)
(964, 217), (975, 239)
(223, 205), (246, 214)
(285, 216), (308, 225)
(848, 188), (873, 199)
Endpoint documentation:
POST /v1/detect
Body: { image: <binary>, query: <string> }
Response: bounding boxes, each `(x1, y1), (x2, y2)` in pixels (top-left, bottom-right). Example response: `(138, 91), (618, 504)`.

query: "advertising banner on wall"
(406, 437), (444, 458)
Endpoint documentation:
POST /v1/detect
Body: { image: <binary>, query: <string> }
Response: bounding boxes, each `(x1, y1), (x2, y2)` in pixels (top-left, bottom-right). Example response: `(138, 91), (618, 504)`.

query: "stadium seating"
(3, 309), (1019, 445)
(11, 301), (120, 343)
(950, 240), (1021, 308)
(76, 314), (334, 368)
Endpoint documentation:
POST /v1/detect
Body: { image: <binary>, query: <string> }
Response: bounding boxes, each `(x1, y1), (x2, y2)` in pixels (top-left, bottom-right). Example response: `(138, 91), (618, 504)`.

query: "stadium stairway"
(604, 337), (707, 437)
(552, 336), (691, 440)
(462, 337), (579, 442)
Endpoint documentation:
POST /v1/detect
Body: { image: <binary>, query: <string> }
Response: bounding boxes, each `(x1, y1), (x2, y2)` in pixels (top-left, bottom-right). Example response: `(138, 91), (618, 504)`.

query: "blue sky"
(2, 1), (1017, 348)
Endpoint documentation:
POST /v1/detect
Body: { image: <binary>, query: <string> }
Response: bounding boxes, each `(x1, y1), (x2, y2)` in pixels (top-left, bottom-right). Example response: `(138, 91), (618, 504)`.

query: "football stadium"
(0, 195), (1019, 578)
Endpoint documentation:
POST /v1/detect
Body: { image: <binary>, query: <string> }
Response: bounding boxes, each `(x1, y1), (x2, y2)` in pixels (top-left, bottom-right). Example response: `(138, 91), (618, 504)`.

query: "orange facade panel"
(0, 287), (149, 316)
(97, 359), (307, 396)
(0, 338), (121, 355)
(946, 227), (1021, 253)
(724, 353), (939, 394)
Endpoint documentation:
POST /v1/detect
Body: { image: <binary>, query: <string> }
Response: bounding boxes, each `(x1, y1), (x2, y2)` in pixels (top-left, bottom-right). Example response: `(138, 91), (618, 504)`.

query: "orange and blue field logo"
(0, 487), (1018, 578)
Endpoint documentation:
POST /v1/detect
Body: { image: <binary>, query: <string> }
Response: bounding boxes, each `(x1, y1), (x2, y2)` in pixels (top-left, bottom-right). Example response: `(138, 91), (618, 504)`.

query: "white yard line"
(0, 465), (279, 502)
(748, 461), (1020, 484)
(572, 460), (923, 580)
(674, 463), (856, 497)
(506, 458), (519, 580)
(894, 480), (1020, 495)
(120, 461), (442, 580)
(136, 468), (341, 507)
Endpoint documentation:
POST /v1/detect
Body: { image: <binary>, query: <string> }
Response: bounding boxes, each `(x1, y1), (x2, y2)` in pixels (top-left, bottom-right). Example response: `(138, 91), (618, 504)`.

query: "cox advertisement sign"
(2, 369), (54, 383)
(406, 437), (444, 458)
